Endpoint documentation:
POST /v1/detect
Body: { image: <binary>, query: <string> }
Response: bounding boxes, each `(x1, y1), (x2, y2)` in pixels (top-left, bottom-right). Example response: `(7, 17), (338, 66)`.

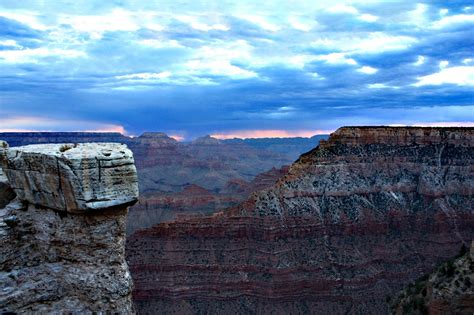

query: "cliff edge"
(0, 141), (139, 313)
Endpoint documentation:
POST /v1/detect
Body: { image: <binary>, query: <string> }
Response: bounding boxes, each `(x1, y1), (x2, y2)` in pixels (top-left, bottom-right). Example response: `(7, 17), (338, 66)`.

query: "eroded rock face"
(126, 127), (474, 314)
(2, 143), (138, 213)
(0, 142), (138, 314)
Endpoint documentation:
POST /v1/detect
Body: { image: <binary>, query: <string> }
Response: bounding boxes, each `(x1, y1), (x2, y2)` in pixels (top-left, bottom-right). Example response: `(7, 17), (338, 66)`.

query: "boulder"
(1, 143), (138, 213)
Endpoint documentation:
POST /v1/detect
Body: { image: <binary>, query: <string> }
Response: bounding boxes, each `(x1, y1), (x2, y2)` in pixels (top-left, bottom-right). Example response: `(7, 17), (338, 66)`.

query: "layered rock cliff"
(126, 127), (474, 314)
(0, 141), (138, 313)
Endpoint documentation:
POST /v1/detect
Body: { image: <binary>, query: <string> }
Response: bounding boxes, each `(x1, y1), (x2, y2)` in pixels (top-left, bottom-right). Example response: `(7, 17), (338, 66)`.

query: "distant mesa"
(192, 135), (222, 145)
(137, 132), (178, 144)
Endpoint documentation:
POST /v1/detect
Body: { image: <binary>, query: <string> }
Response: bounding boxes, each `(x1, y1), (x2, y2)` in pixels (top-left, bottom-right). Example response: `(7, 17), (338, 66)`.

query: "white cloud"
(432, 14), (474, 29)
(368, 83), (389, 89)
(0, 48), (85, 63)
(175, 15), (229, 31)
(358, 14), (379, 22)
(137, 39), (184, 49)
(311, 32), (417, 54)
(463, 58), (473, 65)
(413, 55), (425, 66)
(59, 9), (139, 34)
(326, 4), (379, 23)
(0, 40), (22, 49)
(326, 5), (359, 15)
(237, 14), (280, 32)
(185, 59), (257, 78)
(357, 66), (378, 74)
(314, 53), (357, 65)
(439, 60), (449, 69)
(439, 9), (449, 16)
(406, 3), (428, 27)
(180, 40), (257, 79)
(115, 71), (172, 80)
(288, 15), (318, 32)
(413, 66), (474, 86)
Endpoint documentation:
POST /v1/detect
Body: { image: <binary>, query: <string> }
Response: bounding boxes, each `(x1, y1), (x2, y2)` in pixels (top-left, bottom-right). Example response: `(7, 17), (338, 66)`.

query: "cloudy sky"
(0, 0), (473, 139)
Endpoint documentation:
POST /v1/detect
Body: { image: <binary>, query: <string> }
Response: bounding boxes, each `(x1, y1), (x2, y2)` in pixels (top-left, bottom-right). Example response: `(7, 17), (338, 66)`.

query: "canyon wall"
(127, 127), (474, 314)
(0, 141), (138, 313)
(0, 132), (322, 232)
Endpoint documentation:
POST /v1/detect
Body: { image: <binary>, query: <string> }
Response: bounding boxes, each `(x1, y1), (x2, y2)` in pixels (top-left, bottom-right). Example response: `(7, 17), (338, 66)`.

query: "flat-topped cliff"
(0, 141), (139, 313)
(126, 127), (473, 314)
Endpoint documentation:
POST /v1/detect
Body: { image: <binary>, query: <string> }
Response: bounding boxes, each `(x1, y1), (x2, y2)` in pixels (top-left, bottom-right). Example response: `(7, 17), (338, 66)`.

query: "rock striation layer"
(126, 127), (474, 314)
(0, 142), (138, 313)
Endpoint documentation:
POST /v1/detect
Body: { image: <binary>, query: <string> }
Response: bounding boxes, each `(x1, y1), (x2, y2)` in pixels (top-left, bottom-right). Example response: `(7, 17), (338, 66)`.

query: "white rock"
(1, 143), (138, 213)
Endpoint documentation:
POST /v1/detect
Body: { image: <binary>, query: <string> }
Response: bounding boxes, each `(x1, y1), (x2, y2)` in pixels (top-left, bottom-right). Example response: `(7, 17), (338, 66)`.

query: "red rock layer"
(127, 167), (289, 234)
(127, 127), (474, 314)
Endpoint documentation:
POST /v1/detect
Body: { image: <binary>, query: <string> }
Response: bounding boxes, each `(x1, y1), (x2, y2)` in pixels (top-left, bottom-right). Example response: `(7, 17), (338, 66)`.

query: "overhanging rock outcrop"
(2, 143), (138, 212)
(0, 142), (138, 313)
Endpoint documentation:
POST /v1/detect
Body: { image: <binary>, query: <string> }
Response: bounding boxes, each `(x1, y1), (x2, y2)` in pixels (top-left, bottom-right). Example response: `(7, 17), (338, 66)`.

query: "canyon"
(0, 141), (138, 313)
(126, 127), (474, 314)
(0, 132), (324, 233)
(1, 127), (472, 314)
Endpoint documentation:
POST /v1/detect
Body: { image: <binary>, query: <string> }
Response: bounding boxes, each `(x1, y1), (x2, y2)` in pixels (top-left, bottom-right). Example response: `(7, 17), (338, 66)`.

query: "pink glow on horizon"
(81, 125), (126, 134)
(169, 134), (185, 141)
(211, 129), (334, 139)
(0, 116), (126, 134)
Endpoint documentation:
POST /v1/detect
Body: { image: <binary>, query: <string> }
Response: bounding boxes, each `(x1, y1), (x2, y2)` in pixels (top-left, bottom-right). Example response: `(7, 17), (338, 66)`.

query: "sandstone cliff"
(126, 127), (474, 314)
(0, 141), (138, 313)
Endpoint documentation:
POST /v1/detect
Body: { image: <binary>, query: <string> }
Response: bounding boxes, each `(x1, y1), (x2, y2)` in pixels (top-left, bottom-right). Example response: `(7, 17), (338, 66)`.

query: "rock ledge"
(1, 142), (138, 213)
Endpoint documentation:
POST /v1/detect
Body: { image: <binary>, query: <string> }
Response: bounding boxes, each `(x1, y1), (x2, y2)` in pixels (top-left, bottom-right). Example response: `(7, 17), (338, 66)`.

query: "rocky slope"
(126, 127), (474, 314)
(0, 141), (138, 313)
(391, 241), (474, 314)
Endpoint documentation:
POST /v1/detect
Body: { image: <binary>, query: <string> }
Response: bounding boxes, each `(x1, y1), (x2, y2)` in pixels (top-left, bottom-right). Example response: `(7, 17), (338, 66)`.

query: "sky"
(0, 0), (473, 140)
